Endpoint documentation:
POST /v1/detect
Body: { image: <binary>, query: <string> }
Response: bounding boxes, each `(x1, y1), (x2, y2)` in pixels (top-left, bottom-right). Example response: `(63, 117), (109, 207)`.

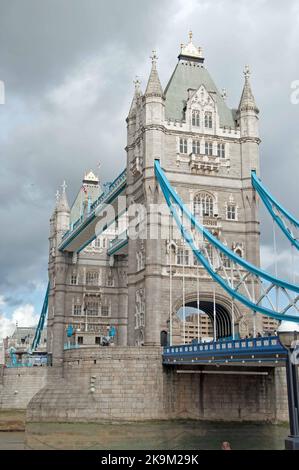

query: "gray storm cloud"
(0, 0), (298, 307)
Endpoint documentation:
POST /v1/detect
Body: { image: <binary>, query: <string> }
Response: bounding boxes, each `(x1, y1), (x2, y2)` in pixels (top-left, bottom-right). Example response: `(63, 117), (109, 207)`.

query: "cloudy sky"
(0, 0), (298, 340)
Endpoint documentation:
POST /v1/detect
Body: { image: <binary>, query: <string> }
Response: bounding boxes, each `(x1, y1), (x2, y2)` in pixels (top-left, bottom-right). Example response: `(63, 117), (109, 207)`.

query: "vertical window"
(101, 306), (110, 317)
(192, 110), (200, 126)
(194, 193), (214, 217)
(217, 143), (225, 158)
(205, 142), (213, 156)
(179, 138), (188, 154)
(177, 249), (189, 265)
(205, 244), (214, 265)
(78, 336), (83, 345)
(193, 253), (199, 265)
(70, 273), (77, 285)
(73, 304), (82, 316)
(220, 252), (231, 268)
(192, 140), (200, 155)
(235, 248), (242, 258)
(94, 237), (101, 249)
(227, 205), (236, 220)
(95, 337), (101, 345)
(204, 112), (212, 128)
(86, 301), (99, 316)
(86, 271), (99, 286)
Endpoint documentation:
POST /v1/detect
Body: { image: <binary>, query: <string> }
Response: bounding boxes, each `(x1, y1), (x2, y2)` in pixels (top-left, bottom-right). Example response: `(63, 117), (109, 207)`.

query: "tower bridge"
(23, 33), (299, 425)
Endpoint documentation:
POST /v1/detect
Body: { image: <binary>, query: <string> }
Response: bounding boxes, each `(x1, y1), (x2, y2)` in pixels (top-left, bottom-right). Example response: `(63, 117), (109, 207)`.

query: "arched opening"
(176, 300), (232, 343)
(160, 330), (168, 347)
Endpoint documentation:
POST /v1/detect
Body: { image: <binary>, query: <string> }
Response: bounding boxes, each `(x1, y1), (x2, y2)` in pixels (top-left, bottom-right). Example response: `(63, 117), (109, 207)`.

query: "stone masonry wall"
(164, 366), (288, 422)
(26, 347), (289, 423)
(0, 366), (47, 410)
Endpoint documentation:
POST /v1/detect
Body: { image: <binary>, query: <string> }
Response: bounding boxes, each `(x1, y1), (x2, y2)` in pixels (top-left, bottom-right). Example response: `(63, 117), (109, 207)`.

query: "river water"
(0, 421), (289, 450)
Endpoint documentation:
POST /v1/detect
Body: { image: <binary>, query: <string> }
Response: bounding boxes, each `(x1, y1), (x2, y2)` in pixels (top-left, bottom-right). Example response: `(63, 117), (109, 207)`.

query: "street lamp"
(277, 320), (299, 450)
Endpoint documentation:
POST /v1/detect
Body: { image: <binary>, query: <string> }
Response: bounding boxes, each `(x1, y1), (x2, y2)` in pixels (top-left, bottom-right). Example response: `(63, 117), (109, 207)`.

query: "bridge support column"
(285, 352), (299, 450)
(51, 252), (69, 368)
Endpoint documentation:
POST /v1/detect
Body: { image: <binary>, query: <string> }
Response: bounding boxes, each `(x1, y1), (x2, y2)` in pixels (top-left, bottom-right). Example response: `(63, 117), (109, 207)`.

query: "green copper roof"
(164, 60), (236, 128)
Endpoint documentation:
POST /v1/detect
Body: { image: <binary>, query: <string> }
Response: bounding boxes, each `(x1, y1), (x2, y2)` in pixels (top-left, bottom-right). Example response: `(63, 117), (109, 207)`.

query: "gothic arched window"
(204, 112), (212, 128)
(193, 193), (214, 217)
(205, 141), (213, 156)
(192, 110), (200, 127)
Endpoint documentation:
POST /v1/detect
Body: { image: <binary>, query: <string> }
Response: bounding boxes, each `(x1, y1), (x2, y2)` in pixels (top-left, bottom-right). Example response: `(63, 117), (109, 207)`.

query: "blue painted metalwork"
(252, 171), (299, 250)
(60, 169), (127, 251)
(31, 282), (49, 352)
(163, 336), (287, 365)
(107, 230), (128, 256)
(154, 160), (299, 322)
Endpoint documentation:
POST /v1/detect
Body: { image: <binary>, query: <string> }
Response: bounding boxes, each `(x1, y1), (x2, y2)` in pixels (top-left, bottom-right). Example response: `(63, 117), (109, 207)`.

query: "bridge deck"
(163, 336), (287, 367)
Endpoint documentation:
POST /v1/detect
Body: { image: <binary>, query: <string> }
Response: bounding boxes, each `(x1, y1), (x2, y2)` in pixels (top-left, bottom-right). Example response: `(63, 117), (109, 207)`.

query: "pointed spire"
(238, 65), (259, 114)
(128, 76), (142, 117)
(145, 50), (163, 97)
(57, 180), (70, 213)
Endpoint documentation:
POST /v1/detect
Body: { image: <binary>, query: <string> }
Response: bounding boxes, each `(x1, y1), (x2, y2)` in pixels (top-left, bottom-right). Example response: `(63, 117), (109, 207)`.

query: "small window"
(86, 271), (99, 286)
(107, 278), (114, 287)
(179, 138), (188, 154)
(204, 112), (212, 128)
(194, 193), (214, 217)
(217, 143), (225, 158)
(235, 248), (242, 258)
(220, 252), (231, 268)
(177, 248), (189, 265)
(95, 336), (101, 345)
(77, 336), (83, 345)
(192, 140), (200, 155)
(193, 253), (199, 265)
(101, 306), (110, 317)
(205, 142), (213, 156)
(85, 301), (99, 316)
(73, 304), (82, 316)
(70, 274), (77, 285)
(192, 110), (200, 127)
(94, 238), (101, 249)
(227, 205), (236, 220)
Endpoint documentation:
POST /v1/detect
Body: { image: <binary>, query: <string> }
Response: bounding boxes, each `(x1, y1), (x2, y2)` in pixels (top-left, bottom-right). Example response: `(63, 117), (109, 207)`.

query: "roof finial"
(61, 180), (67, 194)
(189, 30), (193, 43)
(244, 65), (250, 80)
(133, 75), (141, 91)
(150, 50), (158, 65)
(221, 88), (227, 100)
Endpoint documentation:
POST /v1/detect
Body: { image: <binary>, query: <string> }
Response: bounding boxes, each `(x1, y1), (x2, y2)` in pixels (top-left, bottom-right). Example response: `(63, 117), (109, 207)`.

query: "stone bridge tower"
(126, 33), (262, 346)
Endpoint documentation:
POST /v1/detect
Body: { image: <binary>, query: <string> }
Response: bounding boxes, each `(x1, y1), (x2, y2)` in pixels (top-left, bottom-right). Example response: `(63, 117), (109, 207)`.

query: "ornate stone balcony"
(189, 153), (220, 174)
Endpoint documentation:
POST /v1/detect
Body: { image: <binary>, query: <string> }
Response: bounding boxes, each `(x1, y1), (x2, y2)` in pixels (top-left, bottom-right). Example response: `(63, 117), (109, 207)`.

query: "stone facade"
(47, 35), (264, 358)
(25, 35), (289, 425)
(26, 347), (288, 423)
(0, 366), (47, 409)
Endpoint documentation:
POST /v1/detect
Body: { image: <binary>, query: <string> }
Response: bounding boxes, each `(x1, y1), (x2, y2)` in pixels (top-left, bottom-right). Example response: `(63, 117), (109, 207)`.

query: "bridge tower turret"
(238, 67), (261, 270)
(47, 182), (71, 367)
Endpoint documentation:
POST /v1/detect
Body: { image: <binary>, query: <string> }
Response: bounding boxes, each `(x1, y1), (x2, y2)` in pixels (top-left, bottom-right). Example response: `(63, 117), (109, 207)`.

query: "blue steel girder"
(154, 160), (299, 323)
(59, 169), (126, 253)
(251, 170), (299, 250)
(163, 336), (287, 366)
(31, 282), (49, 352)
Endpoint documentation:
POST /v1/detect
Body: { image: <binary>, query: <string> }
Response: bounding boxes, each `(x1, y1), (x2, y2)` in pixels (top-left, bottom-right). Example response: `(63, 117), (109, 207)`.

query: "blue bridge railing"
(163, 336), (287, 365)
(61, 169), (127, 245)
